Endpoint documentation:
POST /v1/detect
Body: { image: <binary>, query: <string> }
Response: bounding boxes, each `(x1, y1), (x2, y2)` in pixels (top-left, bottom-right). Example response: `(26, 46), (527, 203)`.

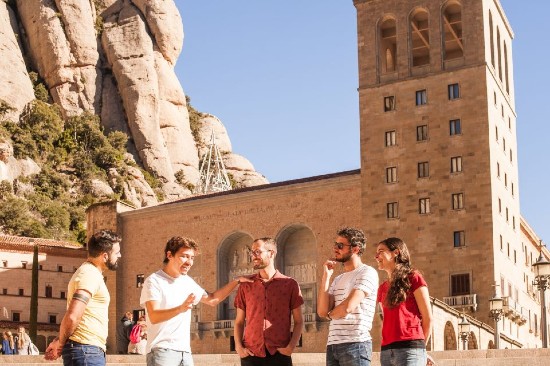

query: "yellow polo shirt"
(67, 262), (109, 350)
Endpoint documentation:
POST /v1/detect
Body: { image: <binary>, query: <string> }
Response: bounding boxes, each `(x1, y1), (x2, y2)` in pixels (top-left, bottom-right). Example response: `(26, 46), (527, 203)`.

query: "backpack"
(28, 342), (39, 355)
(129, 324), (142, 344)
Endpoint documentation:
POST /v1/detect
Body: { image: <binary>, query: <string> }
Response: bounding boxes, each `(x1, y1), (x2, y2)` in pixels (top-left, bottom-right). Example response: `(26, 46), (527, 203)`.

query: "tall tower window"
(410, 9), (430, 67)
(385, 130), (396, 146)
(418, 162), (429, 178)
(504, 42), (510, 94)
(453, 231), (465, 247)
(442, 3), (463, 60)
(384, 96), (396, 111)
(419, 198), (430, 214)
(416, 89), (427, 105)
(448, 83), (460, 100)
(386, 167), (397, 183)
(387, 202), (399, 219)
(452, 193), (464, 210)
(416, 125), (428, 141)
(450, 119), (462, 135)
(451, 156), (463, 173)
(489, 12), (495, 68)
(497, 27), (502, 81)
(379, 18), (397, 73)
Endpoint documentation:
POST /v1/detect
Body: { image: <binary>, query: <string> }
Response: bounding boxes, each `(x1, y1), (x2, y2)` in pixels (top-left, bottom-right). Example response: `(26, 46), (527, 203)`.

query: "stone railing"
(442, 293), (477, 311)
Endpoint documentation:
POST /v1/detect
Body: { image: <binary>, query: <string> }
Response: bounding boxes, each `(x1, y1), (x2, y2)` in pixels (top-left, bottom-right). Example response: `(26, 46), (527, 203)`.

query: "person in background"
(128, 317), (147, 355)
(17, 327), (31, 355)
(117, 311), (134, 354)
(375, 237), (432, 366)
(1, 331), (15, 355)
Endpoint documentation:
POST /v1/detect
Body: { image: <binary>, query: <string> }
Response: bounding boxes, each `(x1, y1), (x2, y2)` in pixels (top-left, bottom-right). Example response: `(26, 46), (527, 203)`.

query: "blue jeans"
(380, 348), (426, 366)
(61, 340), (105, 366)
(326, 340), (372, 366)
(147, 348), (194, 366)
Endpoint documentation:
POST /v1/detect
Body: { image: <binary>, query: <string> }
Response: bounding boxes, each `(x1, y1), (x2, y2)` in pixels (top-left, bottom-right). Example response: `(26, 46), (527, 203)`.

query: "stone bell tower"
(353, 0), (531, 343)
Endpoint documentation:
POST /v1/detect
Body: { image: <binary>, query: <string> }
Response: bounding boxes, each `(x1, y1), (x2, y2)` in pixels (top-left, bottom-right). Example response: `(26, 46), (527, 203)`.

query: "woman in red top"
(375, 237), (432, 366)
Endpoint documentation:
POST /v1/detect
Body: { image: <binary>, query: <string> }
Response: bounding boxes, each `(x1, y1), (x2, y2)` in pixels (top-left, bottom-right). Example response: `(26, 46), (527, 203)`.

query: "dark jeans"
(326, 340), (372, 366)
(61, 340), (106, 366)
(240, 351), (292, 366)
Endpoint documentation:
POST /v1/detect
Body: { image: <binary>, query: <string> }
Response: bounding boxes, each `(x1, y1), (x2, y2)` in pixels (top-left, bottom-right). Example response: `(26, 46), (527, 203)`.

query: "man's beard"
(106, 257), (119, 271)
(334, 252), (353, 263)
(253, 261), (268, 270)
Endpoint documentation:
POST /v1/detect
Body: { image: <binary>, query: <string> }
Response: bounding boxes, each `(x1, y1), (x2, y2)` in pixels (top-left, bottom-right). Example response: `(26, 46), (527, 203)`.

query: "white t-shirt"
(327, 264), (378, 345)
(140, 270), (206, 353)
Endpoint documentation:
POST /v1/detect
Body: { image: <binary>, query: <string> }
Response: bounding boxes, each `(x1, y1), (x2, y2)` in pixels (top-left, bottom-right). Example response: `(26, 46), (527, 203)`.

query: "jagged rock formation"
(0, 0), (267, 208)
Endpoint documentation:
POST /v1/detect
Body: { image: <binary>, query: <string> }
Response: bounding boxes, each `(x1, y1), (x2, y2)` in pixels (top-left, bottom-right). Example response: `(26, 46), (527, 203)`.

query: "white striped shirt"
(327, 264), (378, 345)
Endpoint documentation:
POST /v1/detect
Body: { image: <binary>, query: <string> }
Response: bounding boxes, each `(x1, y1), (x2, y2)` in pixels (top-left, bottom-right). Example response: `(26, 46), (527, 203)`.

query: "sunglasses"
(333, 242), (353, 250)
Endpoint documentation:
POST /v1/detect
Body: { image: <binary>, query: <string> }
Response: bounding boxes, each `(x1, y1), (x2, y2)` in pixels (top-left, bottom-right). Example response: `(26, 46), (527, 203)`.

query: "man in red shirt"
(234, 237), (304, 366)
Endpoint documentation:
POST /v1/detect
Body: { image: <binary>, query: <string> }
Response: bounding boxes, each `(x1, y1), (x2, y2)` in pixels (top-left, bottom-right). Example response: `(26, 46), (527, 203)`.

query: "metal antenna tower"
(194, 130), (232, 194)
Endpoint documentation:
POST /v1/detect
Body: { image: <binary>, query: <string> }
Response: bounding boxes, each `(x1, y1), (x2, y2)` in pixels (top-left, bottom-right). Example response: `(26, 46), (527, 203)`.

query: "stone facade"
(0, 236), (87, 351)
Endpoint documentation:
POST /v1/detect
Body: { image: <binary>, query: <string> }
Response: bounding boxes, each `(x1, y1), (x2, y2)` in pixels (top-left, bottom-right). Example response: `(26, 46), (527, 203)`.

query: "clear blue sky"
(174, 1), (549, 246)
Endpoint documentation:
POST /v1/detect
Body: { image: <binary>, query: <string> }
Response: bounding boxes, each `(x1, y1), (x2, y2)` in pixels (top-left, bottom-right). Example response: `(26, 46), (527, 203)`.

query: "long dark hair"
(380, 237), (414, 307)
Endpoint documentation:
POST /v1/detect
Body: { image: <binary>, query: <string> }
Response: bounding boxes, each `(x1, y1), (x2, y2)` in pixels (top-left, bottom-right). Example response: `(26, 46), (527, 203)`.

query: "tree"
(29, 240), (39, 342)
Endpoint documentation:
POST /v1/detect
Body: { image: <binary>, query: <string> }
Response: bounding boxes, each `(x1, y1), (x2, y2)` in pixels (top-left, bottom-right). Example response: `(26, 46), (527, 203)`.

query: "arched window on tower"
(379, 17), (397, 73)
(497, 27), (502, 81)
(489, 11), (495, 68)
(504, 41), (510, 94)
(410, 9), (430, 67)
(442, 2), (463, 60)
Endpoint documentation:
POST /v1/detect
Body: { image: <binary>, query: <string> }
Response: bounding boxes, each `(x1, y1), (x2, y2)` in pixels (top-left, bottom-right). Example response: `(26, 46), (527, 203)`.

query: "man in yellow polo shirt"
(45, 230), (122, 366)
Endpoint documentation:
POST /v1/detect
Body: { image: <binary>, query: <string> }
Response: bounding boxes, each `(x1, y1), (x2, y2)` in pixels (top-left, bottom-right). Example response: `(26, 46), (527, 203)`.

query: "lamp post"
(532, 240), (550, 348)
(489, 293), (503, 349)
(458, 313), (471, 350)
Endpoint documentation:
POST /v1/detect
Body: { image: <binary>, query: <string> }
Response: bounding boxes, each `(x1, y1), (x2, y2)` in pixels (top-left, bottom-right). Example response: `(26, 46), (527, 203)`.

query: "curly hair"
(87, 230), (121, 258)
(163, 236), (200, 264)
(337, 227), (366, 255)
(380, 237), (415, 307)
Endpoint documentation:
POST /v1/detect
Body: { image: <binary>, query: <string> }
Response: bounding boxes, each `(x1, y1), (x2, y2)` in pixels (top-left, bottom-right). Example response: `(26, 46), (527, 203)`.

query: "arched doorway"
(217, 231), (254, 320)
(468, 331), (478, 349)
(276, 224), (317, 323)
(444, 321), (457, 350)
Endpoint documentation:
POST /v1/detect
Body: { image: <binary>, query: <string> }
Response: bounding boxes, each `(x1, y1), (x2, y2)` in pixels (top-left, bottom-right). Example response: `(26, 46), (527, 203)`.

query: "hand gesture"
(276, 345), (294, 356)
(180, 293), (195, 313)
(322, 260), (336, 278)
(235, 275), (254, 284)
(44, 338), (62, 360)
(236, 344), (254, 358)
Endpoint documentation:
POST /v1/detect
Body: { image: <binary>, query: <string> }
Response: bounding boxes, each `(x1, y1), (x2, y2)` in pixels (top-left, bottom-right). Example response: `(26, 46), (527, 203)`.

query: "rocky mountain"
(0, 0), (267, 241)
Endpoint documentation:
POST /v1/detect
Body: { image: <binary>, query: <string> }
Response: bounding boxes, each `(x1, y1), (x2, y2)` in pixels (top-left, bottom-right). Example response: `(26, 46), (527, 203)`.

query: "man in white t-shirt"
(140, 236), (250, 366)
(317, 227), (379, 366)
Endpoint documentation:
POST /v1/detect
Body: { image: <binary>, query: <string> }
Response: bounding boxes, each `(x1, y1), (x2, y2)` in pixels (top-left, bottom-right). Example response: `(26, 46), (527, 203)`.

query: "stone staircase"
(2, 349), (550, 365)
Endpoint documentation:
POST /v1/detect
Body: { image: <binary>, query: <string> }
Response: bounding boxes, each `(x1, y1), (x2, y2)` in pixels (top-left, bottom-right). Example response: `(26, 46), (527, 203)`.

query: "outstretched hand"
(235, 275), (254, 284)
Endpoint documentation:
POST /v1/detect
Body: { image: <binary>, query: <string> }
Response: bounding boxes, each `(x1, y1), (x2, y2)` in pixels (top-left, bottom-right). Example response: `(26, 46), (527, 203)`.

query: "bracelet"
(233, 277), (240, 284)
(326, 311), (332, 320)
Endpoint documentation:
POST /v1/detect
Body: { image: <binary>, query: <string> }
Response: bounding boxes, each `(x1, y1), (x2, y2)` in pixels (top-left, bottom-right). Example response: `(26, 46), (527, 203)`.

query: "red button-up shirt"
(234, 270), (303, 357)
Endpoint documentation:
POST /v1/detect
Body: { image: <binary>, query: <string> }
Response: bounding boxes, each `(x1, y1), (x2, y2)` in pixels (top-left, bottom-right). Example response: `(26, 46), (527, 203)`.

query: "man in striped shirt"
(317, 227), (379, 366)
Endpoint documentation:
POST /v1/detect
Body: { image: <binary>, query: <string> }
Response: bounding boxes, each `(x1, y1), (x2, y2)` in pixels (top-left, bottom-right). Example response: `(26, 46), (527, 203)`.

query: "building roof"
(0, 235), (84, 252)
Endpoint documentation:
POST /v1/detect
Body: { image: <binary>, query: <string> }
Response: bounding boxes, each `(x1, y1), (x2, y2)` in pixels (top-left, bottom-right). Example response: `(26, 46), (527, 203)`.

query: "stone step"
(2, 349), (550, 365)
